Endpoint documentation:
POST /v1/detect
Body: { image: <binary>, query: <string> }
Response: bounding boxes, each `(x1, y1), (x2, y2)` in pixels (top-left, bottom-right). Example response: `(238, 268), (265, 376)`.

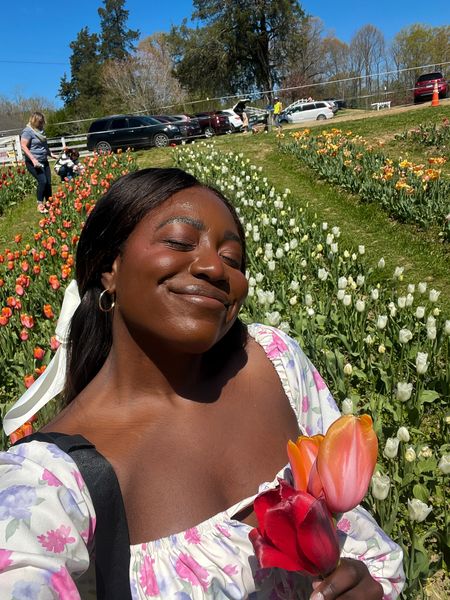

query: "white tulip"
(377, 315), (388, 330)
(268, 260), (276, 271)
(266, 291), (275, 305)
(289, 280), (299, 291)
(427, 326), (437, 341)
(279, 321), (290, 334)
(338, 276), (348, 289)
(445, 321), (450, 336)
(341, 398), (354, 415)
(332, 226), (340, 237)
(304, 293), (313, 307)
(378, 258), (385, 269)
(418, 282), (427, 294)
(396, 382), (413, 402)
(407, 284), (415, 294)
(300, 259), (307, 268)
(343, 250), (350, 259)
(433, 307), (440, 316)
(406, 293), (414, 306)
(306, 307), (315, 316)
(416, 352), (429, 374)
(322, 222), (328, 230)
(438, 454), (450, 475)
(289, 296), (298, 306)
(371, 288), (379, 301)
(378, 344), (386, 354)
(399, 328), (413, 344)
(389, 302), (397, 317)
(253, 232), (260, 242)
(343, 363), (353, 375)
(364, 334), (374, 345)
(405, 447), (416, 462)
(326, 233), (334, 245)
(383, 437), (400, 459)
(358, 245), (365, 255)
(275, 248), (284, 259)
(343, 294), (352, 306)
(429, 289), (440, 302)
(396, 426), (410, 442)
(265, 311), (281, 327)
(337, 289), (345, 300)
(393, 266), (404, 279)
(415, 306), (425, 319)
(408, 498), (432, 523)
(255, 272), (264, 283)
(371, 472), (390, 500)
(330, 243), (338, 253)
(397, 296), (406, 308)
(290, 238), (298, 250)
(356, 274), (365, 286)
(355, 299), (365, 312)
(318, 268), (329, 281)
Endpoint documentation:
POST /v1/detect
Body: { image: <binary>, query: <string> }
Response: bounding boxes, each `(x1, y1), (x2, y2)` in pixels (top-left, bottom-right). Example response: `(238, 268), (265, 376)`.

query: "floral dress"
(0, 324), (405, 599)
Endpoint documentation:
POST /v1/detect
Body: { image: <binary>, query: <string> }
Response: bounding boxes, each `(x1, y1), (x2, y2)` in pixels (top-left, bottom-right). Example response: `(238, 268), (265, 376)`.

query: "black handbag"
(14, 432), (132, 600)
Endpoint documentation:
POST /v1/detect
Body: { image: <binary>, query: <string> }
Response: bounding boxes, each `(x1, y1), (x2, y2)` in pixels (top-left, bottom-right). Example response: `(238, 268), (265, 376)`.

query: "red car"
(414, 72), (448, 103)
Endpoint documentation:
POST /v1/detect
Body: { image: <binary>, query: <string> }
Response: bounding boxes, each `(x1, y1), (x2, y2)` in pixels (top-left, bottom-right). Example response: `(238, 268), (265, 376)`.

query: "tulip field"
(0, 114), (449, 598)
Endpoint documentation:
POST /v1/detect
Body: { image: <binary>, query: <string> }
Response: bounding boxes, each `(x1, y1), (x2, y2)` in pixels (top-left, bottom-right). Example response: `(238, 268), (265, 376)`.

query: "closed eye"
(221, 254), (241, 269)
(164, 240), (195, 250)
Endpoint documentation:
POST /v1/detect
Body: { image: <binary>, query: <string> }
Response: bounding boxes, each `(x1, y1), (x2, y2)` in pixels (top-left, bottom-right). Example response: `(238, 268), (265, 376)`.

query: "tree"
(349, 25), (386, 106)
(98, 0), (139, 61)
(101, 34), (186, 113)
(168, 0), (306, 100)
(59, 27), (103, 112)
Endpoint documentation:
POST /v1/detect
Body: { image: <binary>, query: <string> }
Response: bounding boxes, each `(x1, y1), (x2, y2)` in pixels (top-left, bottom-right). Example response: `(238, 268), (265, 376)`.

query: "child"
(54, 148), (84, 180)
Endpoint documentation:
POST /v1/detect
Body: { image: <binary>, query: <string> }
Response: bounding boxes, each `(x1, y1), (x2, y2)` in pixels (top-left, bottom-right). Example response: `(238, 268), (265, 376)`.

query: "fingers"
(309, 558), (383, 600)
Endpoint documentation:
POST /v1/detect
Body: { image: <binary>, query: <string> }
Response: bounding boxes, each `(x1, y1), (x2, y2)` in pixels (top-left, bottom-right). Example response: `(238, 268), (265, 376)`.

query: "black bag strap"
(14, 432), (132, 600)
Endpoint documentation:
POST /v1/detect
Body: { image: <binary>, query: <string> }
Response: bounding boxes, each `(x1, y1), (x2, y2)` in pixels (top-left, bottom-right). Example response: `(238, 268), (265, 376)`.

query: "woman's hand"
(310, 558), (383, 599)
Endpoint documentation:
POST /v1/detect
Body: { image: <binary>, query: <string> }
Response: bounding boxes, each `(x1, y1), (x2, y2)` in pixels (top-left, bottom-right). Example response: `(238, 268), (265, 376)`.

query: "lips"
(169, 284), (231, 308)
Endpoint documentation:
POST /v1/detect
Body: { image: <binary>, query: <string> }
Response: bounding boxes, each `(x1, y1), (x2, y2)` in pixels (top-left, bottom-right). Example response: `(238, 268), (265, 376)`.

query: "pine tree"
(98, 0), (139, 61)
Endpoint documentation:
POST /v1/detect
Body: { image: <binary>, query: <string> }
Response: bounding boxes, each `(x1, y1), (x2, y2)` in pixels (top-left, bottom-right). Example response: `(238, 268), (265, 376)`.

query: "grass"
(2, 102), (449, 314)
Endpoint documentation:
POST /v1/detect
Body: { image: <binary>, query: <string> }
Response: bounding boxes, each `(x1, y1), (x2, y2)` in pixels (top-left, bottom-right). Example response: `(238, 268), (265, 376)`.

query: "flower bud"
(429, 289), (440, 302)
(415, 306), (425, 319)
(355, 299), (365, 312)
(378, 258), (385, 269)
(405, 447), (416, 462)
(416, 352), (429, 374)
(341, 398), (353, 415)
(399, 328), (413, 344)
(396, 426), (410, 442)
(371, 472), (390, 500)
(417, 282), (427, 294)
(376, 315), (388, 330)
(383, 437), (400, 459)
(343, 363), (353, 376)
(371, 288), (379, 301)
(438, 454), (450, 475)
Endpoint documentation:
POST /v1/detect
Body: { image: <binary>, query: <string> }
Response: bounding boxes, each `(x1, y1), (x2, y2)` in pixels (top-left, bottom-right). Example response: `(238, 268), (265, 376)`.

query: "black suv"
(86, 115), (182, 152)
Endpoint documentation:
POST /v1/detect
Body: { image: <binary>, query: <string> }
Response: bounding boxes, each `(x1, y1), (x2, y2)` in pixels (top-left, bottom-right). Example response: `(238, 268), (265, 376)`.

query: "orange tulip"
(288, 415), (378, 514)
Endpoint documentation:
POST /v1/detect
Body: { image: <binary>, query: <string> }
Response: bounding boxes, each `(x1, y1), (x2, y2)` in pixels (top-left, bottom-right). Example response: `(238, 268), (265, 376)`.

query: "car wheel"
(153, 133), (170, 147)
(204, 126), (215, 138)
(280, 119), (288, 124)
(95, 140), (112, 153)
(316, 114), (327, 121)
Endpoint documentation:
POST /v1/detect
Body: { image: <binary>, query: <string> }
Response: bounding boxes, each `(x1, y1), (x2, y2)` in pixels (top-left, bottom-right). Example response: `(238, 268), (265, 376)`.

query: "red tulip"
(249, 480), (339, 575)
(33, 347), (45, 361)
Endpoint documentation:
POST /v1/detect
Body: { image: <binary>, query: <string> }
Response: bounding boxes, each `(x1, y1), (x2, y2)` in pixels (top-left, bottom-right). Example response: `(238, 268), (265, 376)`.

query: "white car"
(281, 101), (334, 124)
(218, 109), (243, 131)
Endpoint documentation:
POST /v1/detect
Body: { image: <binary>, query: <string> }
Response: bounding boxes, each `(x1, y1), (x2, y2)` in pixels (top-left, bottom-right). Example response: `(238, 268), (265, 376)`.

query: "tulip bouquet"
(249, 415), (378, 576)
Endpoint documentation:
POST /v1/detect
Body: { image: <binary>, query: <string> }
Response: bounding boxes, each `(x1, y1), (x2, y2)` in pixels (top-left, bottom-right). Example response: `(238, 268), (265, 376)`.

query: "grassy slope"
(2, 102), (449, 313)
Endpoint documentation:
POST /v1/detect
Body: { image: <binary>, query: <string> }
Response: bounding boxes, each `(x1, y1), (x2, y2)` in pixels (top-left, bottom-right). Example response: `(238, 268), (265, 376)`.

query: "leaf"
(418, 390), (440, 404)
(5, 518), (20, 541)
(412, 484), (429, 502)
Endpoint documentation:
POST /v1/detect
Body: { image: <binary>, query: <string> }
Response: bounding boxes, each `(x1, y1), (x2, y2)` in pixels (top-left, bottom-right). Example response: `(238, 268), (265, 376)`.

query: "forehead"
(140, 186), (239, 233)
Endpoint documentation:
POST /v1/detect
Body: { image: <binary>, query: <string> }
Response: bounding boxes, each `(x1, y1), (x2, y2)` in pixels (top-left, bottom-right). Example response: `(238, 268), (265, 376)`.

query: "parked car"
(280, 101), (334, 124)
(324, 98), (347, 110)
(323, 100), (339, 114)
(217, 108), (243, 131)
(193, 112), (233, 137)
(414, 72), (448, 102)
(86, 115), (182, 152)
(153, 114), (202, 141)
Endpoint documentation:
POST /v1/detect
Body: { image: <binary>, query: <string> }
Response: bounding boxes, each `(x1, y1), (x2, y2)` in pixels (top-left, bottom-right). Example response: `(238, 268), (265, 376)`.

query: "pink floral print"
(139, 555), (160, 596)
(38, 525), (76, 553)
(175, 552), (209, 590)
(50, 566), (80, 599)
(42, 468), (62, 487)
(185, 526), (202, 544)
(0, 548), (13, 571)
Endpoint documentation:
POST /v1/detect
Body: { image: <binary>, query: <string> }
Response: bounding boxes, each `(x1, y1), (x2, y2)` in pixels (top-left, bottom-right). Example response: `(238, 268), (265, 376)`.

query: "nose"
(189, 244), (228, 283)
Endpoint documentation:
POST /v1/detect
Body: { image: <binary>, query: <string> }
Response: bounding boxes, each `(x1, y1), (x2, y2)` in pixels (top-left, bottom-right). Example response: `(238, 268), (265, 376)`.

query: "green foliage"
(0, 165), (35, 215)
(98, 0), (139, 60)
(168, 0), (306, 96)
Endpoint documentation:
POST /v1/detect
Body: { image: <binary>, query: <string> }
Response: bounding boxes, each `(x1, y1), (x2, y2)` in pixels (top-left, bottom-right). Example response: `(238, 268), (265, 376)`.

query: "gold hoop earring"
(98, 289), (115, 313)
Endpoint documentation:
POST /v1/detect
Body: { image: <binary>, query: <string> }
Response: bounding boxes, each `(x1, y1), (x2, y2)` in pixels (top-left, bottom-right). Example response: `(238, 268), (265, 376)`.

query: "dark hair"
(65, 167), (247, 402)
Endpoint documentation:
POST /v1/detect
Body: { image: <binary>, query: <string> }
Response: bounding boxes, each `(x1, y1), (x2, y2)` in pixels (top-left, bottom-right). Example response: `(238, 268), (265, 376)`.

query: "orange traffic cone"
(431, 81), (439, 107)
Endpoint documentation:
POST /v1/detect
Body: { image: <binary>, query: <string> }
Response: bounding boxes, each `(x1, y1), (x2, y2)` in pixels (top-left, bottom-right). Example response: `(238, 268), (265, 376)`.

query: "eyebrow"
(156, 216), (242, 245)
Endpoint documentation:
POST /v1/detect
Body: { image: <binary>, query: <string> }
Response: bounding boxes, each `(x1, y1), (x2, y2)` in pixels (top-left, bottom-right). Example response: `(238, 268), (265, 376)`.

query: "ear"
(101, 255), (121, 293)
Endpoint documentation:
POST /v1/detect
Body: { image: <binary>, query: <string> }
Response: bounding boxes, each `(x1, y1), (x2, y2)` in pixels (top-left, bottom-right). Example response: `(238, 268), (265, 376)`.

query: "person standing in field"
(20, 112), (58, 213)
(273, 97), (283, 131)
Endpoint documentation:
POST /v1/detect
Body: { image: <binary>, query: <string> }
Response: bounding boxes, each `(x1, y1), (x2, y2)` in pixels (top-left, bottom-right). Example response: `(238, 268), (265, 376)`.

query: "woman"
(20, 111), (58, 213)
(0, 168), (404, 599)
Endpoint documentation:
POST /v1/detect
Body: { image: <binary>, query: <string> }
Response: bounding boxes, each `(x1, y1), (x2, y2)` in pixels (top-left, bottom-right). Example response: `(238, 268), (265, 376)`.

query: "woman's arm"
(0, 441), (95, 596)
(20, 135), (39, 166)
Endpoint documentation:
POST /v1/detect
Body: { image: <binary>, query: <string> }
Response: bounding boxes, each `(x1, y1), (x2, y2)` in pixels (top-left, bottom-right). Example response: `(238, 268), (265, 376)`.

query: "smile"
(169, 285), (231, 308)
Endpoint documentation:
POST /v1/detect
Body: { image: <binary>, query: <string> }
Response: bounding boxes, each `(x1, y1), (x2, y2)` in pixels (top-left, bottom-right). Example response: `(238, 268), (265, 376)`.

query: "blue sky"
(1, 0), (449, 106)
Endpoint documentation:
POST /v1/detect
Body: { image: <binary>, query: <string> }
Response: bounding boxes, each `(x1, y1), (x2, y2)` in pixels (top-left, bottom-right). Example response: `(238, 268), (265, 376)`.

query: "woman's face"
(102, 186), (248, 354)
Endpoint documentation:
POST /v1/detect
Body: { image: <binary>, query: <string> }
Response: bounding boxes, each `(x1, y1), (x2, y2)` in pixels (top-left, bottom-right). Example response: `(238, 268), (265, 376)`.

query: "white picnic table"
(371, 101), (391, 111)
